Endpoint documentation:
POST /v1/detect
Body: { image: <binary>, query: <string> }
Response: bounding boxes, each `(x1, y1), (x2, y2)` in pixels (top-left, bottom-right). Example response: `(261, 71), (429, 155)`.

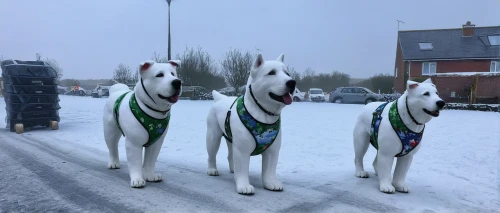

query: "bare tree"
(131, 67), (139, 84)
(43, 58), (63, 81)
(113, 63), (133, 84)
(173, 46), (225, 90)
(152, 51), (169, 63)
(287, 65), (301, 81)
(220, 49), (254, 95)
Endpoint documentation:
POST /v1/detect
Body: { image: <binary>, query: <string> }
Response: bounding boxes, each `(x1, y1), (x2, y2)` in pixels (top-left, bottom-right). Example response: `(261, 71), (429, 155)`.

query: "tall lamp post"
(167, 0), (172, 60)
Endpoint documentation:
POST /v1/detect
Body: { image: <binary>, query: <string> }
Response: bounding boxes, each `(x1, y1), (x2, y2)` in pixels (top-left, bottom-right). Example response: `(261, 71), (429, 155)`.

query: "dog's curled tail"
(212, 90), (227, 102)
(109, 83), (131, 95)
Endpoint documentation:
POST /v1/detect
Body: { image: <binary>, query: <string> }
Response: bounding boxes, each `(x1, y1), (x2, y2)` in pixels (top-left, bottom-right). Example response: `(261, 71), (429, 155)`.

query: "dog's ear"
(423, 78), (433, 84)
(140, 60), (155, 72)
(168, 60), (181, 68)
(251, 54), (264, 78)
(276, 53), (285, 63)
(407, 80), (419, 90)
(253, 54), (264, 69)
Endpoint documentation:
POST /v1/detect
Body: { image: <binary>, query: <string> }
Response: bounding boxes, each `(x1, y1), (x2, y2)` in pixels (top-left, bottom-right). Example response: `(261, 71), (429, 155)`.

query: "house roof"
(398, 26), (500, 60)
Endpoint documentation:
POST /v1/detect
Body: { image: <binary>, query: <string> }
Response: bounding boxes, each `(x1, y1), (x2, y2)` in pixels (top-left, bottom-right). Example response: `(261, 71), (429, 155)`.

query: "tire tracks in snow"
(6, 134), (241, 213)
(13, 134), (404, 213)
(0, 136), (141, 213)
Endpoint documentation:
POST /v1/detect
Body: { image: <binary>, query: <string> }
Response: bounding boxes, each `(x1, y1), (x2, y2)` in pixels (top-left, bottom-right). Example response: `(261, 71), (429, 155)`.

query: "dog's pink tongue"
(169, 95), (179, 103)
(282, 94), (292, 105)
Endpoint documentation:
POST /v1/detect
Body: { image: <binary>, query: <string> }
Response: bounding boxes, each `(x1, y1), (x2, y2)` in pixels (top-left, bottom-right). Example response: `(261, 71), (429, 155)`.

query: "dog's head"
(138, 60), (182, 106)
(247, 53), (296, 111)
(406, 78), (445, 120)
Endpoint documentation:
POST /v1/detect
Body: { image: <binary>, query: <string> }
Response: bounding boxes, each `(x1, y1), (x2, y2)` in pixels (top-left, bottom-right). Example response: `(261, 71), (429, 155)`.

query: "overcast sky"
(1, 0), (499, 80)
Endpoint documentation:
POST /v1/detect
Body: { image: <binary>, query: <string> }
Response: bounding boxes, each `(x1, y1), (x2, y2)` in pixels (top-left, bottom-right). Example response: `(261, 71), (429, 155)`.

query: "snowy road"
(0, 96), (499, 213)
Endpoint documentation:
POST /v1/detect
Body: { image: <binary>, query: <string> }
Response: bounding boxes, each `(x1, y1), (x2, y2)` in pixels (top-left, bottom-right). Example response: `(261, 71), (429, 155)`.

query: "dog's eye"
(423, 92), (430, 96)
(156, 73), (164, 77)
(268, 70), (276, 75)
(171, 72), (175, 76)
(284, 71), (290, 76)
(436, 92), (439, 95)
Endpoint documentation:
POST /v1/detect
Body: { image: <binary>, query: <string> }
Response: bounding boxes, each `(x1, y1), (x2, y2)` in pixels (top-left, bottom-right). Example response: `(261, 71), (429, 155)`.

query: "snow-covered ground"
(0, 95), (499, 213)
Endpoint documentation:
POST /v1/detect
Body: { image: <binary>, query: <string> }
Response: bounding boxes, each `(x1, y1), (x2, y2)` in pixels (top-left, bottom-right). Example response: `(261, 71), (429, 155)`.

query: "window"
(395, 68), (398, 78)
(352, 88), (365, 94)
(488, 35), (500, 46)
(491, 61), (500, 73)
(418, 42), (433, 50)
(422, 62), (437, 75)
(341, 88), (353, 93)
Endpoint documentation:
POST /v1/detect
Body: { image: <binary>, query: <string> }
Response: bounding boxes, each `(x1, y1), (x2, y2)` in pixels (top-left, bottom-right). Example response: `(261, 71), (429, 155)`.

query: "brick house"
(393, 21), (500, 104)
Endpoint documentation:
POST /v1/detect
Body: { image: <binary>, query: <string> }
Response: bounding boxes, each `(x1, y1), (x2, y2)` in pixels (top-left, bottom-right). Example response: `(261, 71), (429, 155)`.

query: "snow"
(1, 95), (499, 212)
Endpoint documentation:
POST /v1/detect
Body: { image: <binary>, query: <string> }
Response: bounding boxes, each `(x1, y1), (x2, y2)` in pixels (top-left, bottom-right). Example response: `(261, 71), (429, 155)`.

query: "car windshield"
(310, 90), (322, 94)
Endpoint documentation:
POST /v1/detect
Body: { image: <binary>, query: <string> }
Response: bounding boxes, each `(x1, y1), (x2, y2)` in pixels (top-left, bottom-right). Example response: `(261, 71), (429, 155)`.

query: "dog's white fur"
(353, 78), (444, 193)
(206, 53), (294, 194)
(103, 59), (181, 188)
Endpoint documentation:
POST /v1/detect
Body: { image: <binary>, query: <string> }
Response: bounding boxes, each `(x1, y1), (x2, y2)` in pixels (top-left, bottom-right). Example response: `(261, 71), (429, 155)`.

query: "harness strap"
(223, 97), (239, 142)
(113, 91), (132, 136)
(370, 102), (389, 150)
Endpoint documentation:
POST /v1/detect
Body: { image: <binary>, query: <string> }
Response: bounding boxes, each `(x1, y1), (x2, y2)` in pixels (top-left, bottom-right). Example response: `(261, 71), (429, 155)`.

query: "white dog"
(353, 78), (445, 193)
(102, 60), (182, 188)
(206, 53), (295, 195)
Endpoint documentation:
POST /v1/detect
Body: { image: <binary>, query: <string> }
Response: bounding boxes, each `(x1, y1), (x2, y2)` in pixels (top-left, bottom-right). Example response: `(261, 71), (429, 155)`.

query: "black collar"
(405, 96), (423, 125)
(249, 84), (279, 117)
(140, 78), (170, 115)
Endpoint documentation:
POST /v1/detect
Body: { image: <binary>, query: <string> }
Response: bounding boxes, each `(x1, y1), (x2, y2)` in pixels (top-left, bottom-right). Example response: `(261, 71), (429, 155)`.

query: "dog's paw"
(108, 162), (120, 169)
(264, 180), (283, 191)
(207, 168), (219, 176)
(379, 182), (395, 194)
(236, 184), (255, 195)
(393, 182), (410, 193)
(130, 178), (146, 188)
(144, 173), (163, 182)
(356, 171), (369, 178)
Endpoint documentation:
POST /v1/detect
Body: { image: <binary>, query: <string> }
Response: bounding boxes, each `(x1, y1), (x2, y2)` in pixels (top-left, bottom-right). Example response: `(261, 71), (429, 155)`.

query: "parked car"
(308, 88), (326, 102)
(293, 88), (306, 102)
(329, 86), (382, 104)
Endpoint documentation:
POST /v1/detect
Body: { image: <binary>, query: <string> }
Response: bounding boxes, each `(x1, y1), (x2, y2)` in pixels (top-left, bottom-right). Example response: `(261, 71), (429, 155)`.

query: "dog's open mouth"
(158, 92), (179, 103)
(269, 92), (293, 105)
(423, 108), (440, 117)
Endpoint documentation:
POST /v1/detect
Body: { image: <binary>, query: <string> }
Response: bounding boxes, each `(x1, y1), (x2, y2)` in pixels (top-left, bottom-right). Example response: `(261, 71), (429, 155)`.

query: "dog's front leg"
(376, 153), (396, 193)
(392, 154), (413, 193)
(261, 140), (283, 191)
(232, 146), (254, 195)
(143, 135), (166, 182)
(126, 139), (146, 188)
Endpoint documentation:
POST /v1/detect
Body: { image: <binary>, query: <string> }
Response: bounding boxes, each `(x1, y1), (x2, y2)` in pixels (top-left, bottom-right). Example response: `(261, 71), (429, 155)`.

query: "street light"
(166, 0), (173, 60)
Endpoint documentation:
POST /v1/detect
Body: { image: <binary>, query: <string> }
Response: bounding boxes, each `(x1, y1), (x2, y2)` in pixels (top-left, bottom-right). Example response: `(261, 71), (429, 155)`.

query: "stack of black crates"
(1, 59), (61, 134)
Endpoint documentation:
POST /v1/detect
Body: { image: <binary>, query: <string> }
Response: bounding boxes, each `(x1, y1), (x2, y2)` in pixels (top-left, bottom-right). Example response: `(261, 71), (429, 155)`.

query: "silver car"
(329, 87), (382, 104)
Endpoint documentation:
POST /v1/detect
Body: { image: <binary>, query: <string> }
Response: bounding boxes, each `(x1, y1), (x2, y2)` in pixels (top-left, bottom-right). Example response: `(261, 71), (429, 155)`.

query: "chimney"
(462, 21), (475, 37)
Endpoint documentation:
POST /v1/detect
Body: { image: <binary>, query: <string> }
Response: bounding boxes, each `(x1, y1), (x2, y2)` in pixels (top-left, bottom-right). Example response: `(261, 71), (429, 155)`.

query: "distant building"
(394, 21), (500, 104)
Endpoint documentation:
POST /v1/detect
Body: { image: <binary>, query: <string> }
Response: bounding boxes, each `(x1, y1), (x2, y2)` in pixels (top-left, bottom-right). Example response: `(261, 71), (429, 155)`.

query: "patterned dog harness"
(370, 100), (424, 157)
(113, 91), (171, 147)
(223, 96), (281, 156)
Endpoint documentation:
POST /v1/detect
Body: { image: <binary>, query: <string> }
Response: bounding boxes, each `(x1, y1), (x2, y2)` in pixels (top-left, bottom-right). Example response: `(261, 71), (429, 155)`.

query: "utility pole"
(167, 0), (172, 60)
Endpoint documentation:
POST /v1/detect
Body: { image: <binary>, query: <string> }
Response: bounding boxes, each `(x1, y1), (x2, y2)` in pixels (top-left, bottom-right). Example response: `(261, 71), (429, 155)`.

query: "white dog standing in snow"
(102, 60), (181, 188)
(353, 78), (445, 193)
(206, 53), (296, 195)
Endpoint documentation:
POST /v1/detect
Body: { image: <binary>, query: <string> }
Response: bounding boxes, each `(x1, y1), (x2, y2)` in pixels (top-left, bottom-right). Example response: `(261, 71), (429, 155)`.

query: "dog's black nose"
(286, 80), (296, 90)
(171, 79), (182, 90)
(436, 100), (445, 109)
